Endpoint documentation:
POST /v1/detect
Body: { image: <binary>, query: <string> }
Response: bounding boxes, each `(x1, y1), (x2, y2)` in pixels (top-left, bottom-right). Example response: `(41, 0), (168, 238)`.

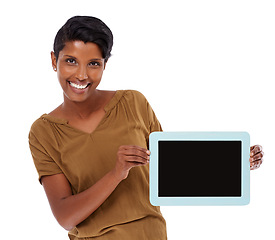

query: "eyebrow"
(64, 55), (104, 61)
(64, 55), (76, 59)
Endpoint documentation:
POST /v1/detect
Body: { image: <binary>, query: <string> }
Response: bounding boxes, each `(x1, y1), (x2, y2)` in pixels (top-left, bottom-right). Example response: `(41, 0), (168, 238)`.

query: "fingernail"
(146, 150), (151, 155)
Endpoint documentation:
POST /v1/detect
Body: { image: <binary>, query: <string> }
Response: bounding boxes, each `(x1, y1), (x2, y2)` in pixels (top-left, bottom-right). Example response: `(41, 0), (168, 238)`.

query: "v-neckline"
(42, 90), (124, 135)
(65, 109), (109, 135)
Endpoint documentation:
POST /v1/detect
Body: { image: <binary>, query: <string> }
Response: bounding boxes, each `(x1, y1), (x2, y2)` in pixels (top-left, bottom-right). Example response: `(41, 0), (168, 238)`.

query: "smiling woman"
(28, 16), (167, 240)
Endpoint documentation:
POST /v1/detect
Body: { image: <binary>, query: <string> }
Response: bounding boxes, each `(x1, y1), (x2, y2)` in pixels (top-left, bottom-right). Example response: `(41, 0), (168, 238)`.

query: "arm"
(41, 145), (150, 231)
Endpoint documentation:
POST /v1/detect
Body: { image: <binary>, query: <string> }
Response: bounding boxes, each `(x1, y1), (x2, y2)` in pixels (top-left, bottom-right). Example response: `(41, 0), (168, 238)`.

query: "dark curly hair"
(53, 16), (113, 61)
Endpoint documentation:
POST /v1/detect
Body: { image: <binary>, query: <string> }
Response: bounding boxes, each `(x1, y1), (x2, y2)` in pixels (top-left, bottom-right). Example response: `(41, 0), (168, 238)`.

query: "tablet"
(149, 132), (250, 206)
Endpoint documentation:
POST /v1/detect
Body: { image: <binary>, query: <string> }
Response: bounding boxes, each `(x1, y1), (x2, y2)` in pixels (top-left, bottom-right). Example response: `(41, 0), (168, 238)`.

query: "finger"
(249, 152), (264, 162)
(129, 161), (149, 167)
(120, 146), (150, 160)
(123, 155), (149, 164)
(251, 158), (263, 166)
(250, 159), (263, 165)
(250, 145), (262, 152)
(250, 145), (263, 156)
(122, 161), (149, 173)
(120, 145), (150, 155)
(250, 159), (262, 170)
(250, 164), (257, 170)
(124, 150), (150, 161)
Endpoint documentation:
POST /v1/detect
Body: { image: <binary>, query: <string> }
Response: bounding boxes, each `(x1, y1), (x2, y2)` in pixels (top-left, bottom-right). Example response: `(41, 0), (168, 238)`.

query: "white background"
(1, 0), (274, 239)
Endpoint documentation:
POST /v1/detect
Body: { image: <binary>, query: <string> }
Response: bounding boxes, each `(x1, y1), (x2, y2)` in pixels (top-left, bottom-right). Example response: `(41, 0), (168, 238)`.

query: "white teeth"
(69, 82), (89, 89)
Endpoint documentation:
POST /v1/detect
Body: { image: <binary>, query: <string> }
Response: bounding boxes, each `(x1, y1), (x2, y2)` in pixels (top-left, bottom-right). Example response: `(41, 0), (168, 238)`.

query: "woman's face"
(51, 41), (106, 103)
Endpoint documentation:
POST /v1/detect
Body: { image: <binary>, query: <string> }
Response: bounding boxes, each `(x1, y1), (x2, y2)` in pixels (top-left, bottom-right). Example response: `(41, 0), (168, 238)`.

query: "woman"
(29, 16), (263, 239)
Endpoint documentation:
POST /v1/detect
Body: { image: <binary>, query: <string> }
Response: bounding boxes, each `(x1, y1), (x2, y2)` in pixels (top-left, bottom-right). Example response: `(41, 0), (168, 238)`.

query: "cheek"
(88, 69), (104, 81)
(58, 67), (74, 80)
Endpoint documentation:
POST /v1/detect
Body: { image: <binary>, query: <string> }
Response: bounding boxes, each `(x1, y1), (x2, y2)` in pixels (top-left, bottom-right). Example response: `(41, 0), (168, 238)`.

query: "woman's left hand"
(250, 145), (264, 170)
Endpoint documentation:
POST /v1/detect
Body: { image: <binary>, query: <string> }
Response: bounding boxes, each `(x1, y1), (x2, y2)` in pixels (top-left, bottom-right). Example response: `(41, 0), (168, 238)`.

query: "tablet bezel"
(149, 132), (250, 206)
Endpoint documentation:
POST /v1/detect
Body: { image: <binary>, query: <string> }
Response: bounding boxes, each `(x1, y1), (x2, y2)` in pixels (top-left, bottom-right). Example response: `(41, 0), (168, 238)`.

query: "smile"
(68, 81), (90, 90)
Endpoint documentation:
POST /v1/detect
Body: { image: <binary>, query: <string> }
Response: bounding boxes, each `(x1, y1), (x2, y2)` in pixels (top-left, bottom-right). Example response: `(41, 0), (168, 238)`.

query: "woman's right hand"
(113, 145), (150, 181)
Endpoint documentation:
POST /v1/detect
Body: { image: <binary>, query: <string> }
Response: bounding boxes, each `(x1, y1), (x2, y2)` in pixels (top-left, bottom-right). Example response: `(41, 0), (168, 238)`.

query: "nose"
(75, 65), (88, 80)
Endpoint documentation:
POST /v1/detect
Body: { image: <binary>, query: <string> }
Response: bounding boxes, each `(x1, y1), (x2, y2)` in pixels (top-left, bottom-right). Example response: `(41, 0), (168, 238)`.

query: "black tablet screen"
(158, 141), (242, 197)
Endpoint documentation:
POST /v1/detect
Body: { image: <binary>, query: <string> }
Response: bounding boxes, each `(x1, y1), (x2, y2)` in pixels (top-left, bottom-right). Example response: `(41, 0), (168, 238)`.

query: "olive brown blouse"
(29, 90), (167, 239)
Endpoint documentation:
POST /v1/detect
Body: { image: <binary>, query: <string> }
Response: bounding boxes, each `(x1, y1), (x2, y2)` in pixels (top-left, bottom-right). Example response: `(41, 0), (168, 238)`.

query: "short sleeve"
(129, 90), (162, 133)
(128, 90), (162, 148)
(29, 125), (62, 183)
(146, 101), (162, 133)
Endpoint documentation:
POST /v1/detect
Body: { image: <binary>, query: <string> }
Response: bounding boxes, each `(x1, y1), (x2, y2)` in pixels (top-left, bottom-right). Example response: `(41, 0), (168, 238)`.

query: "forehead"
(60, 41), (103, 59)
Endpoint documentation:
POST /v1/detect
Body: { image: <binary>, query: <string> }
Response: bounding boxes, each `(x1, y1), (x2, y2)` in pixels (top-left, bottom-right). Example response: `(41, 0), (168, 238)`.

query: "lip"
(67, 81), (91, 93)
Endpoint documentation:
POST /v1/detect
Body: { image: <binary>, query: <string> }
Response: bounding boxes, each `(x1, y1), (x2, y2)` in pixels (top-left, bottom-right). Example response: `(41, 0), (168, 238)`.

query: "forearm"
(43, 145), (149, 231)
(53, 169), (121, 231)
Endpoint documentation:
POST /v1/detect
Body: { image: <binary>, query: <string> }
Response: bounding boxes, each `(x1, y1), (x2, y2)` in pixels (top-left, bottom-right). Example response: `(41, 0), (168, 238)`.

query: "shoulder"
(124, 89), (146, 98)
(120, 90), (148, 104)
(28, 116), (50, 150)
(29, 115), (49, 136)
(117, 90), (150, 112)
(29, 114), (64, 141)
(118, 90), (151, 115)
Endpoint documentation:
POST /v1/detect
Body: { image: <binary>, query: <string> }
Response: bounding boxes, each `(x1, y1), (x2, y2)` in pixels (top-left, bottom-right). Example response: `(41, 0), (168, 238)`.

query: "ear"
(51, 51), (57, 71)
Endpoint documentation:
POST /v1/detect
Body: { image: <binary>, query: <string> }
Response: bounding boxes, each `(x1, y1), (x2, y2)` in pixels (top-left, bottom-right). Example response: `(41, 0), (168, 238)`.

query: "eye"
(65, 58), (77, 65)
(89, 60), (102, 68)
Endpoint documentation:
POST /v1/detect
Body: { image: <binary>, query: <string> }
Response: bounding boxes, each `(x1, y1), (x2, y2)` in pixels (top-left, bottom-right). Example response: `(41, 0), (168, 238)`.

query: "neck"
(62, 90), (103, 119)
